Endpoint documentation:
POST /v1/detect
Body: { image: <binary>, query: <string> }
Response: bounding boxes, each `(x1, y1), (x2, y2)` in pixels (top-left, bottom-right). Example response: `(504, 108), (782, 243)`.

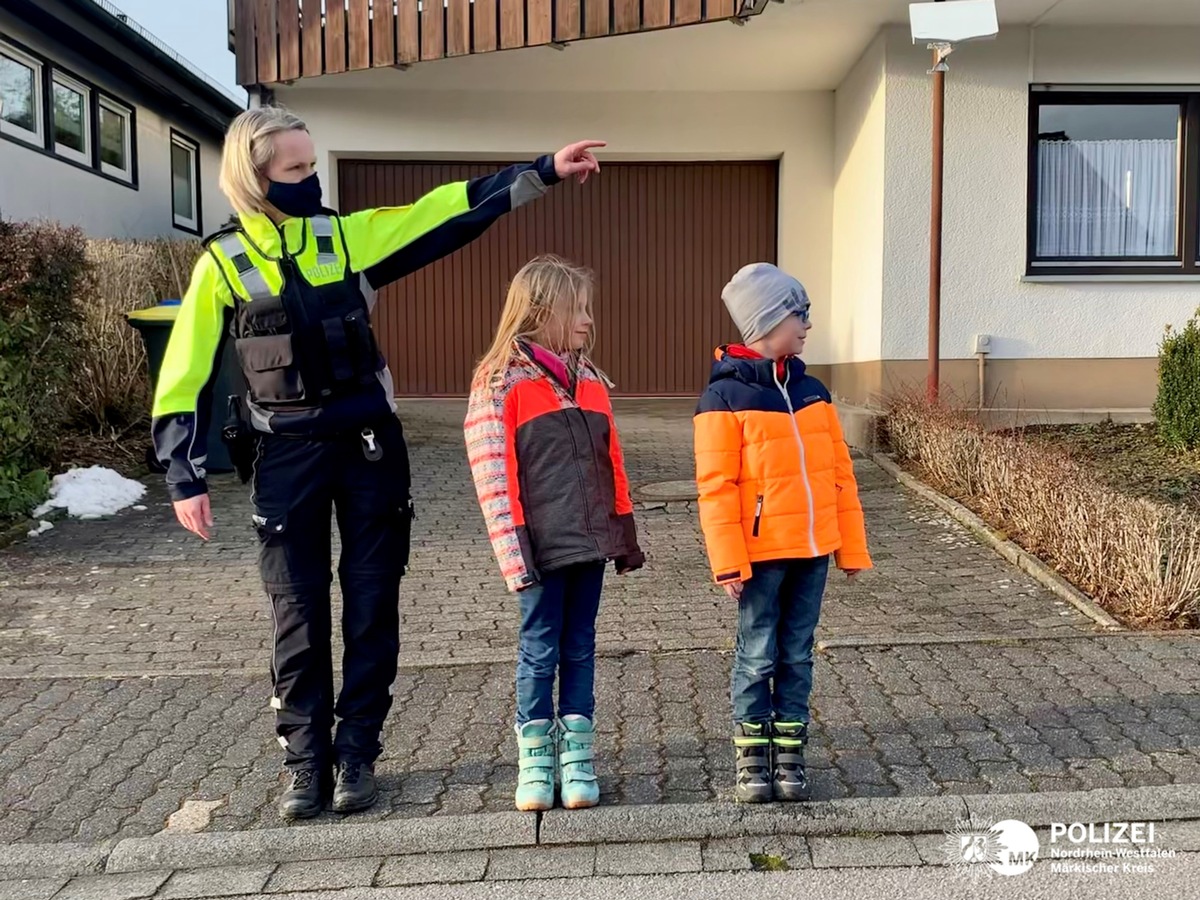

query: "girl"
(465, 256), (644, 811)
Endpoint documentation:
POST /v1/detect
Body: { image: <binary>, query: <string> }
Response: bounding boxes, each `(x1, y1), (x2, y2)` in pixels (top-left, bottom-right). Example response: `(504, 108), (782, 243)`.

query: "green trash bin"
(127, 299), (246, 475)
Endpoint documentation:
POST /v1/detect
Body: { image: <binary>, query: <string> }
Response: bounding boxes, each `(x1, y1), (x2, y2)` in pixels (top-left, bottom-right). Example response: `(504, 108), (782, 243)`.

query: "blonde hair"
(475, 255), (595, 386)
(218, 106), (308, 215)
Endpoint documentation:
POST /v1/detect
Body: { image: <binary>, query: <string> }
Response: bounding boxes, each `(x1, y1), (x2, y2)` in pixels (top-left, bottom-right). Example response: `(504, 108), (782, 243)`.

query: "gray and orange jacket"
(465, 341), (645, 591)
(694, 345), (871, 584)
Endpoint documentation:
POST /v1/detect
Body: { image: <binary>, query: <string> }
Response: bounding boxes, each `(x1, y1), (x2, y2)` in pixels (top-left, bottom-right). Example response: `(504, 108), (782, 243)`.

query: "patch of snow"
(133, 505), (147, 511)
(33, 467), (146, 519)
(27, 520), (53, 537)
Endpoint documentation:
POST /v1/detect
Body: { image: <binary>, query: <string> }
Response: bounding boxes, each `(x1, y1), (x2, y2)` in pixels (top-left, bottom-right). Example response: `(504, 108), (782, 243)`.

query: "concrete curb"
(5, 786), (1200, 878)
(817, 629), (1200, 651)
(0, 842), (109, 880)
(870, 453), (1125, 632)
(104, 811), (537, 874)
(539, 795), (969, 845)
(963, 784), (1200, 827)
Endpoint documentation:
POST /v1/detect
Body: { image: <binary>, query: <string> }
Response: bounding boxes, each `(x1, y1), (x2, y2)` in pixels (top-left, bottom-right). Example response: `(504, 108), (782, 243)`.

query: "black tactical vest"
(206, 215), (384, 411)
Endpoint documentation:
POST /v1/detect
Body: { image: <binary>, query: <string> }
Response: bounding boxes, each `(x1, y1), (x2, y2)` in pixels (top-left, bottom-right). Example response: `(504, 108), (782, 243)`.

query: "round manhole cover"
(635, 480), (699, 502)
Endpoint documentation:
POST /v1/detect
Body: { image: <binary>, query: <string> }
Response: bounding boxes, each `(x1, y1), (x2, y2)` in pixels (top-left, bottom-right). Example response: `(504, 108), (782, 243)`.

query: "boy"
(694, 262), (872, 803)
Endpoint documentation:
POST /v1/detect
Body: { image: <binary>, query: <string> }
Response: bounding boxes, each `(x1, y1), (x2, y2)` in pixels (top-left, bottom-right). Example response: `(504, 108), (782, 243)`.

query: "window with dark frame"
(171, 131), (200, 234)
(51, 71), (90, 164)
(98, 96), (133, 182)
(1028, 90), (1200, 277)
(0, 42), (42, 145)
(0, 37), (138, 189)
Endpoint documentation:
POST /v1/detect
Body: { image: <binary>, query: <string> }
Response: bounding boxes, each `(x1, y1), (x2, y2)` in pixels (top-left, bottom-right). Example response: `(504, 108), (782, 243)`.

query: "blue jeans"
(731, 556), (830, 726)
(516, 562), (605, 726)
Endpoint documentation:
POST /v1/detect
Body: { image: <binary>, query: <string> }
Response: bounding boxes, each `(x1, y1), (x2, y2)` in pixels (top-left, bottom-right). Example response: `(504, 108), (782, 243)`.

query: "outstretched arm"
(341, 141), (605, 290)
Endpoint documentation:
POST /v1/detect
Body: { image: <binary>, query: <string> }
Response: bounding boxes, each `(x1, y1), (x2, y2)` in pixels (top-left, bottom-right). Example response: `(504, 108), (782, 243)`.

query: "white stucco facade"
(876, 25), (1200, 364)
(830, 34), (887, 366)
(0, 13), (232, 239)
(272, 2), (1200, 405)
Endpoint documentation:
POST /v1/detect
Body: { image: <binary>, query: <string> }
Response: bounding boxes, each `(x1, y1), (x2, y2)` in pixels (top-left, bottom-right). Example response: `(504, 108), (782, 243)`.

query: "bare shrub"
(0, 220), (88, 519)
(885, 393), (1200, 627)
(72, 239), (201, 428)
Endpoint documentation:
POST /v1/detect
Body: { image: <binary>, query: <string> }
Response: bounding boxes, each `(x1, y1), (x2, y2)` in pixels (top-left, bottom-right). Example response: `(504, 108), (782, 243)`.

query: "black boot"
(732, 723), (773, 803)
(278, 767), (329, 820)
(333, 760), (378, 813)
(772, 721), (811, 801)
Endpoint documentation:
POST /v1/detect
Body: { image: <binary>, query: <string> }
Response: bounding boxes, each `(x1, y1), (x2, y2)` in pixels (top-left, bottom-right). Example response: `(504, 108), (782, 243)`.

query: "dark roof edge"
(61, 0), (245, 120)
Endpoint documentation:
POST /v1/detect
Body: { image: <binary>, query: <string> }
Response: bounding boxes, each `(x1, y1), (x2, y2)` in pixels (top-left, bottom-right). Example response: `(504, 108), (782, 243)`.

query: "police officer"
(153, 106), (604, 820)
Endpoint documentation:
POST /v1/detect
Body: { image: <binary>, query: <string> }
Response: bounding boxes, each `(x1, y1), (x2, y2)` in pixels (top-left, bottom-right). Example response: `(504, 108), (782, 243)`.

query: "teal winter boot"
(514, 719), (556, 812)
(557, 715), (600, 809)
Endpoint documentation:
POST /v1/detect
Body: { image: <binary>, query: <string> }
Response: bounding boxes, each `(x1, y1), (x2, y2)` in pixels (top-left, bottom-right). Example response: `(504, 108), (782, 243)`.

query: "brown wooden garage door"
(338, 160), (778, 396)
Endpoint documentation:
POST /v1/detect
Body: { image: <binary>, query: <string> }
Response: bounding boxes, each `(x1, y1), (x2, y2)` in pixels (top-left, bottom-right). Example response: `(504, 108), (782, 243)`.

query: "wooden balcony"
(232, 0), (769, 86)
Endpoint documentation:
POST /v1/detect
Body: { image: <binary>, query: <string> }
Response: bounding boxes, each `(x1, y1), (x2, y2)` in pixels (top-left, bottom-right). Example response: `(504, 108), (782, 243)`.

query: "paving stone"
(912, 832), (957, 866)
(486, 846), (596, 880)
(0, 879), (69, 900)
(621, 774), (665, 805)
(376, 852), (488, 887)
(836, 752), (890, 786)
(3, 401), (1200, 844)
(159, 866), (274, 899)
(702, 836), (811, 872)
(809, 835), (922, 868)
(595, 841), (703, 876)
(264, 858), (382, 893)
(53, 872), (171, 900)
(925, 749), (980, 783)
(701, 838), (755, 872)
(977, 761), (1035, 794)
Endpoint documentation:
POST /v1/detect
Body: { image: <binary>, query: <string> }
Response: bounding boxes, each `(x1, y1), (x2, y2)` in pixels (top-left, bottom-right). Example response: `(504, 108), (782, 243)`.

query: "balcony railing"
(232, 0), (767, 86)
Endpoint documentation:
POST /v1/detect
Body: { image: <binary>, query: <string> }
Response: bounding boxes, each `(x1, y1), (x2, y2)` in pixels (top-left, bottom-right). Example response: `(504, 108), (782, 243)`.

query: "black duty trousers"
(251, 415), (412, 770)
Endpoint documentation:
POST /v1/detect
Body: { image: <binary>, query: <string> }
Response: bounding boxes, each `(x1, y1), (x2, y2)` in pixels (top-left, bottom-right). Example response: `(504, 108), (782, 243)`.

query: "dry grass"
(71, 239), (201, 429)
(885, 394), (1200, 628)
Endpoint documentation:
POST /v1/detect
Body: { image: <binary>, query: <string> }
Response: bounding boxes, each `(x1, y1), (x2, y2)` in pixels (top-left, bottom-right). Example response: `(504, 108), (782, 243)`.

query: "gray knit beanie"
(721, 263), (810, 345)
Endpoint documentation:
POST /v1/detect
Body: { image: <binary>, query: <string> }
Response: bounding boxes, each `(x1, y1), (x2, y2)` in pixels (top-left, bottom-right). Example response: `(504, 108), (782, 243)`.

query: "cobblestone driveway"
(4, 401), (1195, 845)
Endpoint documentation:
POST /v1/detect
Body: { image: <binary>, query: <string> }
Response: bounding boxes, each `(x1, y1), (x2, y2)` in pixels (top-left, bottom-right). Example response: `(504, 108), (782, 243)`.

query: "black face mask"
(266, 172), (323, 218)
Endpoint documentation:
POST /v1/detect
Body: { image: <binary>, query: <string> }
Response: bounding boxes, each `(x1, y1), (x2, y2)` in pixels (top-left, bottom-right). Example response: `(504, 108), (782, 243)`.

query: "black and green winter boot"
(772, 721), (811, 801)
(732, 723), (773, 803)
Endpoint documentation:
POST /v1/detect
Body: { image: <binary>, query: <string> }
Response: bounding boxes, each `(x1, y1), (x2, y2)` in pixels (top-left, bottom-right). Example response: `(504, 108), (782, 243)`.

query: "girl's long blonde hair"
(475, 255), (595, 387)
(218, 106), (308, 215)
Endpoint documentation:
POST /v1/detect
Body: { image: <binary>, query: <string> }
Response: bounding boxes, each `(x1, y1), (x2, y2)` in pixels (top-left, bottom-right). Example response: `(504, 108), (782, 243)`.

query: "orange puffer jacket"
(694, 345), (871, 584)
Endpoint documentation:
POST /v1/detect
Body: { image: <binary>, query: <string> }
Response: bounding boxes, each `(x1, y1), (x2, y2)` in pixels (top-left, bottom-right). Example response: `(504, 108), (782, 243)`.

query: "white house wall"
(0, 15), (230, 239)
(286, 87), (838, 364)
(880, 24), (1200, 365)
(831, 34), (887, 366)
